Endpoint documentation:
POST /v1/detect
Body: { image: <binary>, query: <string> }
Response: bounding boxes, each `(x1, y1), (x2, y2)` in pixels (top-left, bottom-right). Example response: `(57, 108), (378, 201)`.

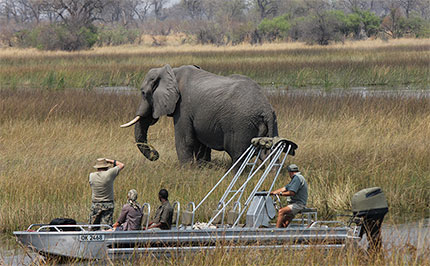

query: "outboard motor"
(352, 187), (388, 252)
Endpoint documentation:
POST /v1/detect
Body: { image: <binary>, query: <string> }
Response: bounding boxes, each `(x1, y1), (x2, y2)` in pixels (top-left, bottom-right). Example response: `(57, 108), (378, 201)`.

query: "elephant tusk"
(120, 116), (141, 128)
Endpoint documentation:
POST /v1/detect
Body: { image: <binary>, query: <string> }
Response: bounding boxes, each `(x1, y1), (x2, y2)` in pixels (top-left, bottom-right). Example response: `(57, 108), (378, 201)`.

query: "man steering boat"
(270, 164), (308, 228)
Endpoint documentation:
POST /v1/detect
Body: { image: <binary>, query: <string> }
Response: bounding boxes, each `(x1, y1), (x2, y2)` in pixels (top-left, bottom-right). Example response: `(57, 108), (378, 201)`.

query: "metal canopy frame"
(190, 138), (295, 228)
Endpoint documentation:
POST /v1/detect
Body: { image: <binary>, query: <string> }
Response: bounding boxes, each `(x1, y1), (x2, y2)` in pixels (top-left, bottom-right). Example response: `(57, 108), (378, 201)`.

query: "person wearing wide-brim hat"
(270, 164), (308, 228)
(89, 158), (125, 226)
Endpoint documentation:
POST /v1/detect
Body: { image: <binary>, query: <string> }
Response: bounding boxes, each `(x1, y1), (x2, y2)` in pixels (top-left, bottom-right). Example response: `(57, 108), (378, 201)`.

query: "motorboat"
(14, 137), (388, 260)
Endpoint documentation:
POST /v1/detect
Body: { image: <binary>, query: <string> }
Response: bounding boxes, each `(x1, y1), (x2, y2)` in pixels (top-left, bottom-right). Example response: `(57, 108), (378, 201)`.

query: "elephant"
(120, 64), (295, 164)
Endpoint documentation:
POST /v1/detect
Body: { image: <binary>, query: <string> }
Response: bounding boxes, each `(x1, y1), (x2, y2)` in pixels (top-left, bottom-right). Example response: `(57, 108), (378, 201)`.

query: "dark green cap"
(287, 164), (299, 172)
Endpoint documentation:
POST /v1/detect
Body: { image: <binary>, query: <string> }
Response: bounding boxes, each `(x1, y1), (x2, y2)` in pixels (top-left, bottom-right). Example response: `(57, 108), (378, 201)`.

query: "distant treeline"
(1, 0), (429, 50)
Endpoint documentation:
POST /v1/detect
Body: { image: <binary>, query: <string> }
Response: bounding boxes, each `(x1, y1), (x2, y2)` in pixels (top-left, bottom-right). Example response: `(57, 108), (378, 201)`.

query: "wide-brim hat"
(93, 158), (111, 169)
(287, 164), (299, 172)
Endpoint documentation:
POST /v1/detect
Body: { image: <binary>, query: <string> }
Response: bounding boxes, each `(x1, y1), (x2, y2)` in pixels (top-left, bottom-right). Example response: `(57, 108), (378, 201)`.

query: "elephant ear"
(152, 64), (179, 119)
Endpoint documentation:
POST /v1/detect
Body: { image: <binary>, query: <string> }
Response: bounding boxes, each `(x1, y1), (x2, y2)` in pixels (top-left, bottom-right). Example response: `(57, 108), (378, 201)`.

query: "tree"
(180, 0), (205, 20)
(106, 0), (151, 26)
(381, 7), (407, 38)
(151, 0), (168, 21)
(27, 0), (112, 50)
(404, 14), (430, 37)
(254, 0), (279, 19)
(344, 9), (380, 38)
(0, 0), (45, 24)
(257, 13), (290, 41)
(397, 0), (418, 18)
(302, 10), (346, 45)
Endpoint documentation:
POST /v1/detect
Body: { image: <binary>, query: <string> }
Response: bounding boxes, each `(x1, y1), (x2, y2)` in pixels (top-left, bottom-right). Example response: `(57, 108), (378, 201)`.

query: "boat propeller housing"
(351, 187), (389, 252)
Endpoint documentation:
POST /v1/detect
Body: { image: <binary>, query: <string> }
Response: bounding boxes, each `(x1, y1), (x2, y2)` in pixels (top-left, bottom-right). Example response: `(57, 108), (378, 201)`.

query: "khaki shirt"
(151, 200), (173, 230)
(89, 166), (120, 202)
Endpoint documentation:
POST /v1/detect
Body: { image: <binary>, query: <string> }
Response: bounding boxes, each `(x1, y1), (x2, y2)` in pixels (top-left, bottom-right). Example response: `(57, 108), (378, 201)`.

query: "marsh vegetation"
(1, 87), (429, 227)
(1, 89), (430, 264)
(0, 39), (429, 90)
(0, 39), (429, 264)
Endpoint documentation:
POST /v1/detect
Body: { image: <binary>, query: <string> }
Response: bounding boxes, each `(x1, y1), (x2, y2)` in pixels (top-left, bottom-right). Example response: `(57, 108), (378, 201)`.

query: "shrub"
(405, 15), (430, 38)
(381, 8), (408, 38)
(195, 22), (226, 45)
(300, 11), (346, 45)
(97, 26), (142, 46)
(16, 23), (98, 51)
(257, 14), (291, 42)
(228, 22), (254, 45)
(344, 10), (380, 39)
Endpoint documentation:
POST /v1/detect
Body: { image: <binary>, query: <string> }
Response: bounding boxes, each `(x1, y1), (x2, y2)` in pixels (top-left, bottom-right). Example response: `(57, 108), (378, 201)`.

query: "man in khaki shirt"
(89, 158), (124, 225)
(146, 189), (173, 230)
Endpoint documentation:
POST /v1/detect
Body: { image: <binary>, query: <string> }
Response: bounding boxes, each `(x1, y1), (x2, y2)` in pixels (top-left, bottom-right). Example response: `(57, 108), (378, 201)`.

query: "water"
(266, 87), (430, 99)
(380, 218), (430, 251)
(2, 219), (429, 265)
(95, 86), (430, 99)
(94, 86), (139, 95)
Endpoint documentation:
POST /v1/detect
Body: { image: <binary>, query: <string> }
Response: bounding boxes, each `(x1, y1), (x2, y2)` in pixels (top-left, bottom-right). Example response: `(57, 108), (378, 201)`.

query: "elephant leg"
(194, 142), (211, 163)
(225, 138), (249, 165)
(174, 118), (196, 164)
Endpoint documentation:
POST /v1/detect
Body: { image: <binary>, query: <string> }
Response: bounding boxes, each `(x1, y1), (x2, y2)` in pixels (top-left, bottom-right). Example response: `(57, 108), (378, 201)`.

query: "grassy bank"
(0, 39), (429, 90)
(1, 89), (429, 235)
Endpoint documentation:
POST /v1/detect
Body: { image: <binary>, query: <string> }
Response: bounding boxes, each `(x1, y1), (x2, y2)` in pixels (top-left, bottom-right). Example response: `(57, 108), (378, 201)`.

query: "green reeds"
(0, 39), (429, 90)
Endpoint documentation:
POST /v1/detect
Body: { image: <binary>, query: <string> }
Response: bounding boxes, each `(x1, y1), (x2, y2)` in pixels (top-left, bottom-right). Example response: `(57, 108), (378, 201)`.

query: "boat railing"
(207, 143), (281, 227)
(181, 202), (196, 227)
(141, 203), (151, 229)
(230, 142), (290, 228)
(26, 223), (112, 232)
(193, 145), (257, 213)
(172, 201), (180, 228)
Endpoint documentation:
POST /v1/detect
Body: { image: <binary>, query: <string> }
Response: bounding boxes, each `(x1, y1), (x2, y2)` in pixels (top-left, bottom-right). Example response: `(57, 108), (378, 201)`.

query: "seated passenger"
(146, 189), (173, 230)
(112, 189), (142, 231)
(270, 164), (308, 228)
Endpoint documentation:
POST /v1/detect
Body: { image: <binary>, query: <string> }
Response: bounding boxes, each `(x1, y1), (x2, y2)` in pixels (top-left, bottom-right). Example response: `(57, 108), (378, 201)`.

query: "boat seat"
(181, 211), (193, 226)
(296, 207), (317, 226)
(299, 208), (317, 213)
(211, 210), (223, 225)
(227, 210), (239, 225)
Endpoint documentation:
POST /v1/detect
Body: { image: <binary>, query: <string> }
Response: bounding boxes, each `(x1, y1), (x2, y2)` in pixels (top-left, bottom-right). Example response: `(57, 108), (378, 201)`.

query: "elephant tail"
(260, 111), (278, 137)
(267, 111), (278, 137)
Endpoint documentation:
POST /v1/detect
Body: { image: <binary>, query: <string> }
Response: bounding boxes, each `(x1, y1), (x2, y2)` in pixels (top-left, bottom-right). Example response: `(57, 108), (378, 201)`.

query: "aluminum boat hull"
(14, 224), (360, 260)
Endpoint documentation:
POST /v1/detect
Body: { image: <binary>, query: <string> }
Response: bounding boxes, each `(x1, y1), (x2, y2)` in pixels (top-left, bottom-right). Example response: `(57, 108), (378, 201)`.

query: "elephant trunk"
(134, 116), (159, 161)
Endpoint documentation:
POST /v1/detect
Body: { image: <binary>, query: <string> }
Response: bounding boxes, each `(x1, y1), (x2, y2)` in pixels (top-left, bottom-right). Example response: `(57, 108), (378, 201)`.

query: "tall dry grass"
(1, 89), (429, 234)
(1, 88), (429, 265)
(0, 39), (429, 90)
